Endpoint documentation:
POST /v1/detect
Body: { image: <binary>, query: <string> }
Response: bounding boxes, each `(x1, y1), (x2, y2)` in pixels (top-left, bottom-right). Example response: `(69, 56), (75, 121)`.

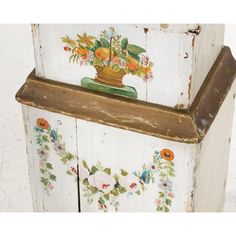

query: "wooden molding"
(16, 46), (236, 143)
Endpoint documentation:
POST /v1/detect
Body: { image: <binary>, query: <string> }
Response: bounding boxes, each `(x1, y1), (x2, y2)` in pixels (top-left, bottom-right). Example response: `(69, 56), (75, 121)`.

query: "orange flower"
(126, 57), (139, 71)
(160, 149), (174, 161)
(141, 66), (151, 74)
(77, 48), (89, 59)
(95, 47), (113, 61)
(36, 118), (49, 129)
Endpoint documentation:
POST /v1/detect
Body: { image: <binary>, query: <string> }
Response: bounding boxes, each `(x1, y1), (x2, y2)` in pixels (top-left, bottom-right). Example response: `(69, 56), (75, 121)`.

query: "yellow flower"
(77, 33), (96, 47)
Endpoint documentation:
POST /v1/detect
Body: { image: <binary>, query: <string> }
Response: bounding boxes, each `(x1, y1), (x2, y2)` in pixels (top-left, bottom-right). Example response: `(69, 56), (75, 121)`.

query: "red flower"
(64, 46), (71, 51)
(36, 118), (49, 129)
(160, 149), (174, 161)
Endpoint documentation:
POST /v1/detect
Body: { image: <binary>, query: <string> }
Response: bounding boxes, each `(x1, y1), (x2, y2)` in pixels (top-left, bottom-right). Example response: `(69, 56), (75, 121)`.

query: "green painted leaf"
(135, 190), (141, 195)
(41, 177), (48, 186)
(169, 172), (175, 177)
(44, 145), (49, 150)
(82, 178), (89, 186)
(166, 199), (172, 206)
(91, 166), (99, 174)
(118, 186), (127, 194)
(66, 170), (72, 175)
(95, 40), (101, 48)
(169, 161), (174, 167)
(42, 135), (49, 142)
(103, 194), (110, 201)
(82, 160), (88, 169)
(159, 192), (165, 198)
(127, 44), (145, 54)
(110, 189), (119, 196)
(40, 169), (45, 174)
(121, 38), (128, 49)
(103, 168), (111, 175)
(90, 186), (99, 194)
(98, 197), (105, 205)
(47, 163), (53, 169)
(50, 174), (56, 181)
(128, 51), (140, 62)
(100, 38), (110, 48)
(156, 206), (163, 211)
(66, 153), (74, 161)
(120, 169), (128, 176)
(69, 54), (76, 63)
(164, 206), (170, 212)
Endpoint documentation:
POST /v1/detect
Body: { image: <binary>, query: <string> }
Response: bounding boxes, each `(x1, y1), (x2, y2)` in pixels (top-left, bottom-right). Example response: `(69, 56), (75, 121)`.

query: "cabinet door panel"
(23, 105), (78, 211)
(77, 119), (196, 212)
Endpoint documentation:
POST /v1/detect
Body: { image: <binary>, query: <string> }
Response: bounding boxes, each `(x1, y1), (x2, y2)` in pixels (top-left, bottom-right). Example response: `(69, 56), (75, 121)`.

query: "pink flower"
(155, 199), (162, 205)
(39, 160), (45, 168)
(48, 184), (54, 190)
(119, 174), (140, 193)
(168, 192), (174, 198)
(88, 171), (115, 193)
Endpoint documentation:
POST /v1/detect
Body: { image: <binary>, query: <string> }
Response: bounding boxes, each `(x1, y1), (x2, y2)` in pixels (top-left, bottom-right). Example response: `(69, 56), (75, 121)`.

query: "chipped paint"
(160, 24), (170, 30)
(174, 104), (185, 110)
(188, 75), (192, 100)
(187, 25), (201, 36)
(144, 27), (149, 34)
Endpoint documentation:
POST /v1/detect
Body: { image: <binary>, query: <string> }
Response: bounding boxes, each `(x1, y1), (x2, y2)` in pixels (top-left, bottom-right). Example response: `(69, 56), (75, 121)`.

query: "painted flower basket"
(61, 27), (153, 98)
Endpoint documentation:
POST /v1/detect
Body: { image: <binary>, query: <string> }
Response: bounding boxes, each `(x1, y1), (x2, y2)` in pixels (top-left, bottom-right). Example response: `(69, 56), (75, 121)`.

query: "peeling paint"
(187, 25), (201, 36)
(144, 27), (149, 34)
(188, 75), (192, 100)
(160, 24), (170, 30)
(174, 104), (185, 110)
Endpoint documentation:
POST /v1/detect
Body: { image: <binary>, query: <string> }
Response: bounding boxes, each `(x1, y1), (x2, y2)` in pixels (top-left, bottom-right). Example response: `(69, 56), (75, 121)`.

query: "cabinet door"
(23, 105), (79, 211)
(77, 119), (196, 212)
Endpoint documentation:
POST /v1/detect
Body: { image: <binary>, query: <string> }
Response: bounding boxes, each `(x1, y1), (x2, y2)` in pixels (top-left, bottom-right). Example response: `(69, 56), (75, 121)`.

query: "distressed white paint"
(22, 105), (78, 212)
(194, 80), (236, 212)
(32, 24), (224, 108)
(77, 120), (196, 212)
(21, 77), (236, 211)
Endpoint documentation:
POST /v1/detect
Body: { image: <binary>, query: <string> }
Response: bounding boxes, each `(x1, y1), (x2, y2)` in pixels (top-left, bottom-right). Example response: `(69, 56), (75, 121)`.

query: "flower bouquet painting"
(61, 27), (153, 98)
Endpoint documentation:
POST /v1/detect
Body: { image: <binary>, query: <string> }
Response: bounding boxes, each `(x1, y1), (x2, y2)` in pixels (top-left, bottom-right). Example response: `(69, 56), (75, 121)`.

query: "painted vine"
(81, 149), (175, 212)
(35, 118), (77, 194)
(35, 118), (175, 211)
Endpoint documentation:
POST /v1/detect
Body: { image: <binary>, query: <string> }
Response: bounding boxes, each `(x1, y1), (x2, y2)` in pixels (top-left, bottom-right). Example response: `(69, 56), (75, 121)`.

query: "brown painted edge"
(15, 46), (236, 144)
(191, 46), (236, 139)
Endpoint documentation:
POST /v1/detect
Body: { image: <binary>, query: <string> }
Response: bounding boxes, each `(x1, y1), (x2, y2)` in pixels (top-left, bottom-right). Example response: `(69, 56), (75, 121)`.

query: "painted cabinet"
(16, 24), (236, 212)
(32, 24), (224, 109)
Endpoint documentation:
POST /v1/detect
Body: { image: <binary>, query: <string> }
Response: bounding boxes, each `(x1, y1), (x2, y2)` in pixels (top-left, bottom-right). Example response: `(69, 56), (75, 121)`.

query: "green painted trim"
(81, 77), (138, 99)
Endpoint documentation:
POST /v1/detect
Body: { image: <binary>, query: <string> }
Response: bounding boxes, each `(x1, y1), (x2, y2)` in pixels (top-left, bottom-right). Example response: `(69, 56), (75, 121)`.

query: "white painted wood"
(32, 24), (224, 108)
(194, 80), (236, 212)
(77, 119), (196, 212)
(21, 78), (235, 212)
(190, 24), (225, 105)
(22, 105), (78, 212)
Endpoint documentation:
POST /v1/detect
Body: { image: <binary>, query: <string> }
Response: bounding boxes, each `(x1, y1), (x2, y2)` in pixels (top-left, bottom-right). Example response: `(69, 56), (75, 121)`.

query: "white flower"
(88, 171), (116, 193)
(119, 174), (140, 193)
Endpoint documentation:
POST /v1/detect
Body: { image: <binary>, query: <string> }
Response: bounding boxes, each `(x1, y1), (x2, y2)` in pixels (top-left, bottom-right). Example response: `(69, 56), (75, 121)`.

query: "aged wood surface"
(16, 47), (236, 143)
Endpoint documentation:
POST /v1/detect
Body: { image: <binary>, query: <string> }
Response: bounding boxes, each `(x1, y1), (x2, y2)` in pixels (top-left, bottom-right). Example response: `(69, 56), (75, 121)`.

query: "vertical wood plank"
(77, 119), (196, 212)
(23, 106), (78, 211)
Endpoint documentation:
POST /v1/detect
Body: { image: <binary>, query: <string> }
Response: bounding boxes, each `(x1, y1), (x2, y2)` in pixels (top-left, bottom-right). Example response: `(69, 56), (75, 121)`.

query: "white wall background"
(0, 24), (235, 212)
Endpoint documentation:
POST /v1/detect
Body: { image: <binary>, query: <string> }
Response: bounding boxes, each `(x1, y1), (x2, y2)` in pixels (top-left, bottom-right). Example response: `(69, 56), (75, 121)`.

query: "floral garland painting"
(61, 27), (153, 98)
(35, 118), (77, 194)
(34, 118), (175, 212)
(81, 149), (175, 212)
